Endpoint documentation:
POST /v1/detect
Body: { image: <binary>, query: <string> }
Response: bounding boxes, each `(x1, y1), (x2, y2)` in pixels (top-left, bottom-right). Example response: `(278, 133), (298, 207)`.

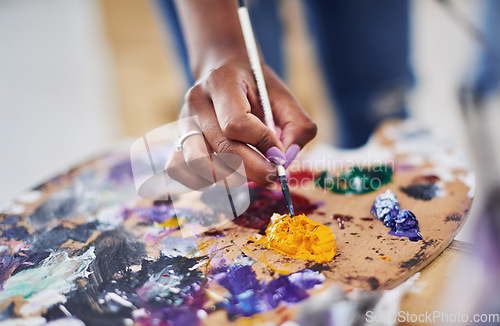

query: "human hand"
(166, 58), (317, 189)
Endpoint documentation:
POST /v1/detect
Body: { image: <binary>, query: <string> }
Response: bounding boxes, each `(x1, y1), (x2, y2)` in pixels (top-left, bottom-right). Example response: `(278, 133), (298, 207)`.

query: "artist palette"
(0, 121), (473, 325)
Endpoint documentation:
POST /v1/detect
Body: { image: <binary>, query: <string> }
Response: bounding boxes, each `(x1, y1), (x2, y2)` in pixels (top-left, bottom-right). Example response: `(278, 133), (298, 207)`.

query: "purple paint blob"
(371, 190), (422, 242)
(212, 264), (324, 317)
(123, 205), (177, 224)
(108, 159), (133, 182)
(389, 209), (423, 242)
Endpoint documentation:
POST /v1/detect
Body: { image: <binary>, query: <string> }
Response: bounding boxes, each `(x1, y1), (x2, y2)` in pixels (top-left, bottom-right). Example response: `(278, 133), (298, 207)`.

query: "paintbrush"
(236, 0), (295, 217)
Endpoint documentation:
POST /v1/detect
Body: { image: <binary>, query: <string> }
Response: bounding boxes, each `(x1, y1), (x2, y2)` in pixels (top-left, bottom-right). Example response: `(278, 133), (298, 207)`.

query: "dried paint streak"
(1, 221), (99, 252)
(250, 213), (336, 263)
(400, 175), (443, 201)
(400, 184), (438, 201)
(124, 204), (217, 228)
(135, 256), (207, 326)
(212, 264), (324, 318)
(0, 248), (95, 302)
(45, 229), (147, 325)
(331, 214), (353, 229)
(11, 251), (51, 275)
(0, 249), (25, 289)
(233, 183), (319, 232)
(315, 165), (393, 195)
(44, 228), (207, 326)
(445, 214), (461, 222)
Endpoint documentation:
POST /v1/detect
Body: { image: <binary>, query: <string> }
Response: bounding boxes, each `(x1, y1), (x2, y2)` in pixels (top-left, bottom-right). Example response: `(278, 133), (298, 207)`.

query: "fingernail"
(285, 171), (290, 179)
(284, 144), (300, 168)
(266, 146), (286, 165)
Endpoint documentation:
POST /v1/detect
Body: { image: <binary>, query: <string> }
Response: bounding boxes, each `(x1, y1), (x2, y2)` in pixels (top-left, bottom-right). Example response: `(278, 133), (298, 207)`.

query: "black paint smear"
(17, 221), (99, 252)
(47, 231), (207, 326)
(1, 225), (29, 240)
(12, 251), (50, 275)
(203, 229), (224, 237)
(68, 221), (99, 243)
(46, 280), (136, 326)
(366, 277), (380, 290)
(28, 192), (79, 227)
(400, 239), (437, 269)
(361, 217), (374, 221)
(400, 184), (438, 201)
(0, 215), (20, 226)
(153, 197), (177, 206)
(445, 214), (462, 222)
(138, 255), (207, 304)
(45, 228), (148, 326)
(307, 263), (331, 272)
(28, 225), (72, 250)
(88, 228), (147, 290)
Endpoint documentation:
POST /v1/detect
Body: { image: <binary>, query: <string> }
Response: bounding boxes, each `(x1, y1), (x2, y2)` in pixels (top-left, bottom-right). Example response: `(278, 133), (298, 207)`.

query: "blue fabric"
(304, 0), (413, 147)
(156, 0), (413, 148)
(156, 0), (193, 85)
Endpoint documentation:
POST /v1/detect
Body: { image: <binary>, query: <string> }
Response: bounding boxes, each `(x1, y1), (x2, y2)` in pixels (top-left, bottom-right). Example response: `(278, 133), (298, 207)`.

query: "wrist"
(192, 46), (249, 80)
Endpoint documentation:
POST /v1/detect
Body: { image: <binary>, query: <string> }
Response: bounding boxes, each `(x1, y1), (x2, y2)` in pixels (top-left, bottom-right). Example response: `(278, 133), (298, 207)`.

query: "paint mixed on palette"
(0, 121), (474, 325)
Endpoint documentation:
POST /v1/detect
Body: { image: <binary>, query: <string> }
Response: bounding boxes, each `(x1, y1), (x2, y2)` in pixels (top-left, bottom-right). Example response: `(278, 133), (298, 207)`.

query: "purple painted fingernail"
(284, 144), (300, 168)
(266, 146), (286, 165)
(285, 171), (290, 179)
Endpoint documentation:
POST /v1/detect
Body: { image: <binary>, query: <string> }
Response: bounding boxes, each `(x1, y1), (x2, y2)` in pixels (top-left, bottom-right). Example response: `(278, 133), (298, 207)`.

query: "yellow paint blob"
(158, 218), (180, 228)
(380, 256), (391, 261)
(250, 213), (336, 264)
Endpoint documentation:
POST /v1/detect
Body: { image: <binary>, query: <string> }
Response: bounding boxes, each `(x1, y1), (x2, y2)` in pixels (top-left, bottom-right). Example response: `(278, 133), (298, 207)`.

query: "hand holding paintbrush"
(167, 0), (316, 189)
(236, 0), (295, 216)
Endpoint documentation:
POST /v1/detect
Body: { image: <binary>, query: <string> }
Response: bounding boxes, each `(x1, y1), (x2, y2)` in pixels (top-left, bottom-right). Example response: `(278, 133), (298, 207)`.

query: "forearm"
(174, 0), (248, 79)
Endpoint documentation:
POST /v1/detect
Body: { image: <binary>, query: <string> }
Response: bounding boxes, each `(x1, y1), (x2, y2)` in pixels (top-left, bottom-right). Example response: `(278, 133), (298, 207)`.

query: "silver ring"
(175, 130), (203, 152)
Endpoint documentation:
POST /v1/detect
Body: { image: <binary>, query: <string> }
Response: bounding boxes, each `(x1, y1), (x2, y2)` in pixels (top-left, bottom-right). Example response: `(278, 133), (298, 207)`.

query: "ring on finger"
(175, 130), (204, 152)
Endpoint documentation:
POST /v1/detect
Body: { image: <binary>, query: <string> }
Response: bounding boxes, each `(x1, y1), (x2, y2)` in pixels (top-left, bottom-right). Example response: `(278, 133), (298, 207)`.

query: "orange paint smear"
(250, 213), (336, 264)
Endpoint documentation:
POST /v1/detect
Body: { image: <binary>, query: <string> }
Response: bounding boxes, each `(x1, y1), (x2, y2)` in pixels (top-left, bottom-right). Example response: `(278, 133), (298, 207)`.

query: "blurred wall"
(0, 0), (120, 204)
(99, 0), (185, 136)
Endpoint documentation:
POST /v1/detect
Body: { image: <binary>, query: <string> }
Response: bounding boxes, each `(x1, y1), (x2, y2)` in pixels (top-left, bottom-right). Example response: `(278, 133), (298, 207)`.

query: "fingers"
(195, 105), (278, 184)
(264, 67), (318, 165)
(204, 67), (285, 156)
(168, 84), (278, 187)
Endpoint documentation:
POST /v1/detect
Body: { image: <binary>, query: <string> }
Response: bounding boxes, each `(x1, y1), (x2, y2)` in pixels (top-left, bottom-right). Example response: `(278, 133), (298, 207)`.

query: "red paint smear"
(287, 170), (317, 188)
(233, 182), (319, 232)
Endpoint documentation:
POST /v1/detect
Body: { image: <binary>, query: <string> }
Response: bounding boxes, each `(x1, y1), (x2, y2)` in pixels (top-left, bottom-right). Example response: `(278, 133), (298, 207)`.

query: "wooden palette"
(0, 121), (473, 324)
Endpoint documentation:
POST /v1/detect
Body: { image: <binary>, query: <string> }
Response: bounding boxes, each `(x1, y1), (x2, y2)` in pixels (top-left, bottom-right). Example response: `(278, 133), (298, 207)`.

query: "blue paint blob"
(371, 190), (422, 242)
(212, 264), (324, 317)
(389, 209), (423, 242)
